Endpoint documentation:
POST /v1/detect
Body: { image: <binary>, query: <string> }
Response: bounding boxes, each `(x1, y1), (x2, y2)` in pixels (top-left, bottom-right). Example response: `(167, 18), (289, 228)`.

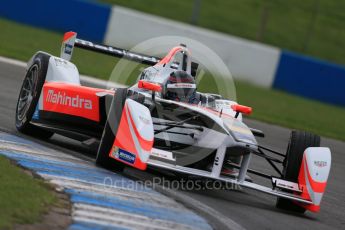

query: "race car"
(15, 31), (331, 213)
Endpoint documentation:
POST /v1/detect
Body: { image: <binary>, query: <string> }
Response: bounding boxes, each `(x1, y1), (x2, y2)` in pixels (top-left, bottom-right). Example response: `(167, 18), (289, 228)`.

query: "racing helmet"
(163, 70), (196, 103)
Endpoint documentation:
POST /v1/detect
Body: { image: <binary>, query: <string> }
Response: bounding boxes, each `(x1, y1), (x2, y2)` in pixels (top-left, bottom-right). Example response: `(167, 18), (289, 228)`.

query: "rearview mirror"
(138, 80), (162, 92)
(231, 104), (252, 116)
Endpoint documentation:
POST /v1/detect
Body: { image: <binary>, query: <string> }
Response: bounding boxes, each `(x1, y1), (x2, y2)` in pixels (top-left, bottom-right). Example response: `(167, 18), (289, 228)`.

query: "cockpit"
(135, 45), (203, 103)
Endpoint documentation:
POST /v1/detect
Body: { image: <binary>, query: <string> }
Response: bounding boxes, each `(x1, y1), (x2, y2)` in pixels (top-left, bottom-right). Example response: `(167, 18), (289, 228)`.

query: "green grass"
(101, 0), (345, 66)
(0, 18), (345, 141)
(236, 81), (345, 140)
(0, 156), (56, 229)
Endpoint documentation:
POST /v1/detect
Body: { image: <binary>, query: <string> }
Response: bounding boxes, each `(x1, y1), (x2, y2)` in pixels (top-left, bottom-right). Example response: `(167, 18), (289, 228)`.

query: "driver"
(162, 70), (198, 104)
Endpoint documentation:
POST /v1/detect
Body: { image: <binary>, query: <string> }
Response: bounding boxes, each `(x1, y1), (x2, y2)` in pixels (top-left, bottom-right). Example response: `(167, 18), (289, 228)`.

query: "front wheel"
(15, 53), (54, 139)
(276, 130), (320, 213)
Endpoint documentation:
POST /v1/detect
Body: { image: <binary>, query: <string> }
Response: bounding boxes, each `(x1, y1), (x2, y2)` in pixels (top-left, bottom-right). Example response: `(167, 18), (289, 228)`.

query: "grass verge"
(0, 18), (345, 141)
(0, 155), (56, 229)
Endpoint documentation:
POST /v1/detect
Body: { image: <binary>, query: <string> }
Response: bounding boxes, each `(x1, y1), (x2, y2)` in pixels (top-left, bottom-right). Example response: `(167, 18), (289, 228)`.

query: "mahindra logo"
(167, 83), (196, 89)
(46, 89), (92, 109)
(314, 160), (327, 167)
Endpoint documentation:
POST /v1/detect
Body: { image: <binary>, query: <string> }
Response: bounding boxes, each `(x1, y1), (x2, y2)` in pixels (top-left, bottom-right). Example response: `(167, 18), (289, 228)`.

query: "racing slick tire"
(15, 52), (54, 139)
(276, 130), (320, 213)
(96, 88), (128, 171)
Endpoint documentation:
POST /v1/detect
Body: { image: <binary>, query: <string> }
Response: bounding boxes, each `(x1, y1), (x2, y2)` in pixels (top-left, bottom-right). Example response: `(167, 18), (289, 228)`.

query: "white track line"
(46, 177), (181, 207)
(73, 203), (195, 230)
(0, 56), (27, 67)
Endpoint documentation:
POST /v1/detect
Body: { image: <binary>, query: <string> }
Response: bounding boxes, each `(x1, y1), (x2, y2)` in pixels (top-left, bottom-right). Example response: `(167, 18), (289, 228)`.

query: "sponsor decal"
(112, 147), (136, 164)
(314, 160), (327, 167)
(46, 89), (92, 110)
(76, 39), (159, 63)
(150, 148), (175, 161)
(54, 58), (71, 68)
(215, 100), (232, 113)
(139, 115), (150, 125)
(215, 100), (230, 106)
(43, 83), (100, 121)
(272, 177), (301, 192)
(64, 44), (73, 55)
(167, 83), (196, 89)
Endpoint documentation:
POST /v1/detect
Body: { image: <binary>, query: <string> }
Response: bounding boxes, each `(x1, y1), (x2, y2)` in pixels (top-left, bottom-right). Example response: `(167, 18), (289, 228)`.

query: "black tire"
(96, 88), (128, 171)
(276, 130), (320, 213)
(15, 52), (54, 139)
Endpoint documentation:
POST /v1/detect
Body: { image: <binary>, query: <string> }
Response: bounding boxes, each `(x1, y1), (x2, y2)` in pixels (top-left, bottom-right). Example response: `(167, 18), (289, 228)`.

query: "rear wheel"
(96, 88), (128, 171)
(15, 53), (54, 139)
(276, 130), (320, 213)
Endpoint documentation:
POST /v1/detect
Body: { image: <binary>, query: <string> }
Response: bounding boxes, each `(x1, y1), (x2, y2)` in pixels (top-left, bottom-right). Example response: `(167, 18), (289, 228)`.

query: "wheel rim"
(17, 64), (38, 121)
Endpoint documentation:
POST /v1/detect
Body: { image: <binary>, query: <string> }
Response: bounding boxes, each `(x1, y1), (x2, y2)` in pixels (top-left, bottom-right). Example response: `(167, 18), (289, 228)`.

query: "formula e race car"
(15, 31), (331, 213)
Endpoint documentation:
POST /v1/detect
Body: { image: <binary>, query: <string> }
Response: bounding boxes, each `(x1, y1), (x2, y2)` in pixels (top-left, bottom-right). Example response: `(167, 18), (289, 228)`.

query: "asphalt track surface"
(0, 60), (344, 229)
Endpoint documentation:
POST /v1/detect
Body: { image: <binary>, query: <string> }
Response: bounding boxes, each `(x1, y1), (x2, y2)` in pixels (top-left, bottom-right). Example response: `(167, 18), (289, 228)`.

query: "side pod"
(109, 99), (154, 170)
(297, 147), (331, 212)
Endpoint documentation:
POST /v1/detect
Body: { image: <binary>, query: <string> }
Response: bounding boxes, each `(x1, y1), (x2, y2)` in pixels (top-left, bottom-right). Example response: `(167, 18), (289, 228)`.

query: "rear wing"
(60, 31), (199, 76)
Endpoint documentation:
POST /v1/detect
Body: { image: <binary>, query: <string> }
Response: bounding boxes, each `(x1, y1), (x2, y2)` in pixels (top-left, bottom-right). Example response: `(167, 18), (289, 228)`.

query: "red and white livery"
(15, 31), (332, 214)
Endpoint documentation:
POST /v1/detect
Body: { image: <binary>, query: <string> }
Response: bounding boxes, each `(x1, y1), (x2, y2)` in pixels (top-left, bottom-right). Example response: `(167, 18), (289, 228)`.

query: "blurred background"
(104, 0), (345, 65)
(0, 0), (344, 141)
